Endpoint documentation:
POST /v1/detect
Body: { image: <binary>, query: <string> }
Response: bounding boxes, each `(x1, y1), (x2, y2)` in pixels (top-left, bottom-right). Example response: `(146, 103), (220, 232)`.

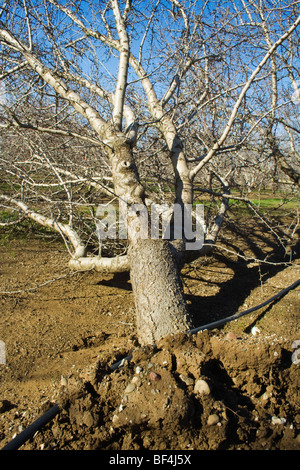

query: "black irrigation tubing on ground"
(1, 404), (61, 451)
(188, 277), (300, 335)
(1, 277), (299, 451)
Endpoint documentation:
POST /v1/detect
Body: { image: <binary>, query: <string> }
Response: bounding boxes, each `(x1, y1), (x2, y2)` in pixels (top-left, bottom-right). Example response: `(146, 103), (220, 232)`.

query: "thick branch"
(0, 28), (114, 142)
(111, 0), (130, 131)
(60, 71), (138, 144)
(0, 195), (86, 258)
(69, 254), (130, 273)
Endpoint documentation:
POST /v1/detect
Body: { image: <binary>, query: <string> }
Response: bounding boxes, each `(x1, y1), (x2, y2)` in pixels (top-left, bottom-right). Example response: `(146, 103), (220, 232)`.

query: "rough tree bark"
(130, 239), (193, 345)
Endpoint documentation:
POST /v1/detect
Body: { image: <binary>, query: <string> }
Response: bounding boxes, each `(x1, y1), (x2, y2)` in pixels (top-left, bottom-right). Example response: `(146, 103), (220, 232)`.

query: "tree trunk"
(106, 140), (194, 346)
(129, 238), (193, 345)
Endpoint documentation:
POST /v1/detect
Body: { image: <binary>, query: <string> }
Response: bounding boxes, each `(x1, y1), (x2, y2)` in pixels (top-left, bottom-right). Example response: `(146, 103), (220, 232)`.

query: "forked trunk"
(107, 140), (193, 345)
(129, 238), (193, 345)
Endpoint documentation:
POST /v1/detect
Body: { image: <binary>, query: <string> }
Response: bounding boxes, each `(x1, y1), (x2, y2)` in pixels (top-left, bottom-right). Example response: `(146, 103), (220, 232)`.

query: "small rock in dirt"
(207, 414), (219, 426)
(131, 376), (141, 386)
(124, 383), (136, 394)
(251, 326), (260, 336)
(194, 379), (210, 396)
(271, 416), (286, 425)
(60, 375), (67, 387)
(149, 371), (161, 382)
(179, 374), (194, 386)
(262, 392), (269, 401)
(226, 332), (237, 340)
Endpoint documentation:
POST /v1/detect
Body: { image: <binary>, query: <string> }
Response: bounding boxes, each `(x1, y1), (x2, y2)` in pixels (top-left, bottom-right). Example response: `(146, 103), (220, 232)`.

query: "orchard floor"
(0, 224), (299, 451)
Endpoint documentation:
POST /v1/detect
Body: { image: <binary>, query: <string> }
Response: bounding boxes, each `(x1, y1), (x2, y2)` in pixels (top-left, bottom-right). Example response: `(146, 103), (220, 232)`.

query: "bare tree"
(238, 0), (300, 188)
(0, 0), (299, 345)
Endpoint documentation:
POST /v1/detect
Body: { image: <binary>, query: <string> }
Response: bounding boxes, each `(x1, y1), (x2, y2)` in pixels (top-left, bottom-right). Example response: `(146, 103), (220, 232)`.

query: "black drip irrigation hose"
(1, 278), (299, 451)
(188, 278), (300, 335)
(1, 404), (60, 451)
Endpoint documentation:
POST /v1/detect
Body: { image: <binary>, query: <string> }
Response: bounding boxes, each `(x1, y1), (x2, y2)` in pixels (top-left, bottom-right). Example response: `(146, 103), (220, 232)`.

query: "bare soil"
(0, 223), (299, 451)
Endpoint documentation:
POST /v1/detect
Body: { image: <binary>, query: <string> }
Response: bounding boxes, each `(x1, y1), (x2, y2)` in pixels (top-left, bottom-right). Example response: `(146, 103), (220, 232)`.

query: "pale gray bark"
(111, 0), (130, 131)
(0, 195), (86, 258)
(69, 254), (130, 273)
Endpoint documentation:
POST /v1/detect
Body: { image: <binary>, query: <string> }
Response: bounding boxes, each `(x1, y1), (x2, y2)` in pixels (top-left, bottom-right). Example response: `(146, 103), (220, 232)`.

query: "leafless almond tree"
(0, 0), (299, 345)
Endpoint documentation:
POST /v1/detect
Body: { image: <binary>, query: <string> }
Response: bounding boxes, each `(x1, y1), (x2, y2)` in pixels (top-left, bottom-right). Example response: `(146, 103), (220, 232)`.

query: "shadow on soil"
(184, 219), (300, 330)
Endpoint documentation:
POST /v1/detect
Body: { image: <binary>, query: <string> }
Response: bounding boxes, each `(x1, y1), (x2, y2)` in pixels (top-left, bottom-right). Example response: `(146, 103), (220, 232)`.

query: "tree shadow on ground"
(200, 358), (257, 449)
(97, 272), (132, 291)
(183, 218), (299, 330)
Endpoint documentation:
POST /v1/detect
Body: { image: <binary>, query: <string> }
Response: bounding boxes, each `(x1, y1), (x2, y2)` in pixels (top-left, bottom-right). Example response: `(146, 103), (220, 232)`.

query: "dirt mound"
(0, 239), (299, 451)
(20, 329), (297, 451)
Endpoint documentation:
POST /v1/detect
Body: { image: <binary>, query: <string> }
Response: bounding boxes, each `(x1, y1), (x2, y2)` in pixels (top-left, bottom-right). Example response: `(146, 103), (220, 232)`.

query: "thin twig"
(0, 270), (88, 295)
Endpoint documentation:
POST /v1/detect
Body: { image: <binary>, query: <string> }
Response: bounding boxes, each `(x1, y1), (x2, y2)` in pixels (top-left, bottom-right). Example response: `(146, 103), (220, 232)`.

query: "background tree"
(0, 0), (299, 345)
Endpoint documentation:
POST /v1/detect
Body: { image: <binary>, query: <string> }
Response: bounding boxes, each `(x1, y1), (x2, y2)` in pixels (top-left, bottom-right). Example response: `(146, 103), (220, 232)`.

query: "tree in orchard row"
(0, 0), (299, 345)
